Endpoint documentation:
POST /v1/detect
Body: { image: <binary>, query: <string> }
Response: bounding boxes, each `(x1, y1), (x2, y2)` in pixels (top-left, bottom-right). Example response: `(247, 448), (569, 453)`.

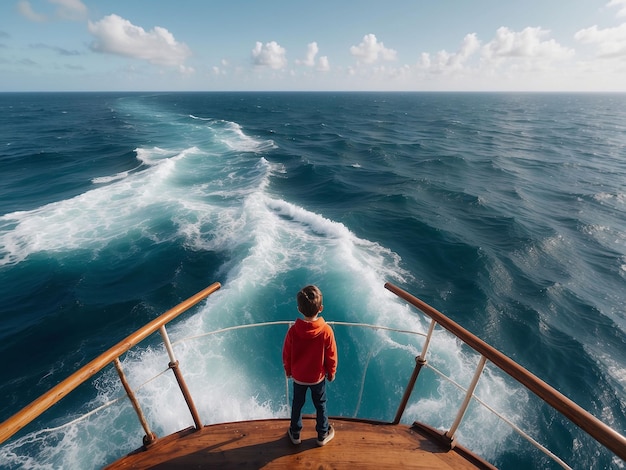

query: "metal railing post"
(420, 318), (437, 360)
(160, 325), (203, 430)
(393, 318), (436, 424)
(113, 358), (157, 446)
(445, 355), (487, 445)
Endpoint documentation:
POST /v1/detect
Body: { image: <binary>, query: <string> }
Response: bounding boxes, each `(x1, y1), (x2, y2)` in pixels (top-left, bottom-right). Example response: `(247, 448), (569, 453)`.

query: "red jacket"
(283, 317), (337, 385)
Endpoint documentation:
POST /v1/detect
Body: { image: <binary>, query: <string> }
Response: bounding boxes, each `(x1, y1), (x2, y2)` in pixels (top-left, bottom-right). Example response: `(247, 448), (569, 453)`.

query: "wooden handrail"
(0, 282), (221, 445)
(384, 282), (626, 461)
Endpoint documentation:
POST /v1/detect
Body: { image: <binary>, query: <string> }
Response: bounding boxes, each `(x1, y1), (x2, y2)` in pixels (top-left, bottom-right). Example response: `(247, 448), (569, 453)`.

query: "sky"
(1, 0), (626, 92)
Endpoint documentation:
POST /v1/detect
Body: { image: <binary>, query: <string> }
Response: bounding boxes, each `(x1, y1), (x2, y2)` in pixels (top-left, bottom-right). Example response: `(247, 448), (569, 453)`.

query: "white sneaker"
(316, 425), (335, 446)
(288, 428), (301, 445)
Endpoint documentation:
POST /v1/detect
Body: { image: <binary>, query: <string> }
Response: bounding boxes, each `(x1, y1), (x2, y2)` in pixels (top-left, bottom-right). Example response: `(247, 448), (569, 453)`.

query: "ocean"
(0, 92), (624, 469)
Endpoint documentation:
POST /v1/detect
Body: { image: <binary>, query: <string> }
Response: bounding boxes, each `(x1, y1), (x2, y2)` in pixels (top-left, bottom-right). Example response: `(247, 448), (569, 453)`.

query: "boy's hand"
(326, 374), (335, 382)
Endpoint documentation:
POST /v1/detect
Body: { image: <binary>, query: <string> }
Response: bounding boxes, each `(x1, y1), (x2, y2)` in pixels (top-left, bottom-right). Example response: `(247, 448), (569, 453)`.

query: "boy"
(282, 285), (338, 446)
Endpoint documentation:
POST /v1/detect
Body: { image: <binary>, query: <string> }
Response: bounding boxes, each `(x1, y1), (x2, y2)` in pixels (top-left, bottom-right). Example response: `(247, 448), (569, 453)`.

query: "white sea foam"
(135, 146), (183, 166)
(0, 145), (239, 267)
(92, 170), (131, 184)
(219, 121), (276, 153)
(188, 116), (276, 154)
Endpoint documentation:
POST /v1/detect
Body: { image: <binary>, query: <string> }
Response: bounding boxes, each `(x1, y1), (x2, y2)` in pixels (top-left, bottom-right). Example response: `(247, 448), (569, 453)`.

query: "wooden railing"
(384, 281), (626, 462)
(0, 282), (221, 445)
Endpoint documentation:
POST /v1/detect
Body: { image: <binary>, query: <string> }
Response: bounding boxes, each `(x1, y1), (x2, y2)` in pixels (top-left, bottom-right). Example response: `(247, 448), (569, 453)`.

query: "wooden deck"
(105, 417), (496, 469)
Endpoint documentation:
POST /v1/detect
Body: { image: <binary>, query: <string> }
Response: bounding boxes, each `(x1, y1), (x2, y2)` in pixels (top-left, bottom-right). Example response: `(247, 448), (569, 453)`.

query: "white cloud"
(420, 33), (480, 71)
(411, 27), (582, 90)
(317, 55), (330, 72)
(178, 64), (194, 75)
(88, 14), (191, 68)
(482, 27), (574, 60)
(17, 1), (47, 22)
(456, 33), (481, 64)
(608, 0), (626, 18)
(50, 0), (87, 20)
(575, 23), (626, 58)
(350, 34), (397, 64)
(298, 42), (318, 67)
(17, 0), (86, 21)
(251, 41), (287, 69)
(296, 42), (330, 71)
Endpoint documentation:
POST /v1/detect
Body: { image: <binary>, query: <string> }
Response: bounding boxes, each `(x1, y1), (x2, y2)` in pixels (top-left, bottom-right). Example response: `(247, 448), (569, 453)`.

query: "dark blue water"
(1, 92), (625, 469)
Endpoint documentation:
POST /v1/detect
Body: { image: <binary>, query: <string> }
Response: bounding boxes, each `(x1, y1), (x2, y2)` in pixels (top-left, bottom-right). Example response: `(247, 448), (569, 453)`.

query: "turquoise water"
(0, 92), (625, 469)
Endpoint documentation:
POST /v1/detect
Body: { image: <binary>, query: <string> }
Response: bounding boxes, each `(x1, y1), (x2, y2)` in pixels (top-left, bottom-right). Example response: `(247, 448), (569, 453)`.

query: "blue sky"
(1, 0), (626, 91)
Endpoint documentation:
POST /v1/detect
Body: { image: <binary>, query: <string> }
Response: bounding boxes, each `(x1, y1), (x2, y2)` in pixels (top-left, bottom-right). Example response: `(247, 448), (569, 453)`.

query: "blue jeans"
(290, 379), (329, 437)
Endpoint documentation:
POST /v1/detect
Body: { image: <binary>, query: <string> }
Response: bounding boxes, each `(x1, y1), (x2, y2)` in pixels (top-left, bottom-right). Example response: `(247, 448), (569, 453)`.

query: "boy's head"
(297, 285), (323, 318)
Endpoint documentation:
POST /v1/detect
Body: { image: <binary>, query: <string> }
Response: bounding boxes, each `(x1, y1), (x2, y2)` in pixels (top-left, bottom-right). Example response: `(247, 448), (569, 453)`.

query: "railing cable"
(424, 362), (572, 469)
(172, 321), (293, 346)
(7, 365), (172, 439)
(353, 347), (375, 418)
(329, 321), (426, 338)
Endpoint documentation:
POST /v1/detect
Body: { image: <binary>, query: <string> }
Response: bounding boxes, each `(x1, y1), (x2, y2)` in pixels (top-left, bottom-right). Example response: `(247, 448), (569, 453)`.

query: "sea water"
(0, 92), (625, 469)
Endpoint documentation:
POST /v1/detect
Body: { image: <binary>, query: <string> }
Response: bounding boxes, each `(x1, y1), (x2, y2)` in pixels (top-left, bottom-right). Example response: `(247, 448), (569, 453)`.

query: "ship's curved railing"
(1, 281), (625, 469)
(0, 282), (222, 446)
(383, 281), (626, 467)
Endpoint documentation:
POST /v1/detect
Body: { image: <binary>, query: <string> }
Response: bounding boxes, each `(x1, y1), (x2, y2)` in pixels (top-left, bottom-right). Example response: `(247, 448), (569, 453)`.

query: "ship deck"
(105, 416), (495, 469)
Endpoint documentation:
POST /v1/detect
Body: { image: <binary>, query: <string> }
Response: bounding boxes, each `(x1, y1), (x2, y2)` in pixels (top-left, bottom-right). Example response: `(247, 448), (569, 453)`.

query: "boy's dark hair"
(297, 285), (323, 318)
